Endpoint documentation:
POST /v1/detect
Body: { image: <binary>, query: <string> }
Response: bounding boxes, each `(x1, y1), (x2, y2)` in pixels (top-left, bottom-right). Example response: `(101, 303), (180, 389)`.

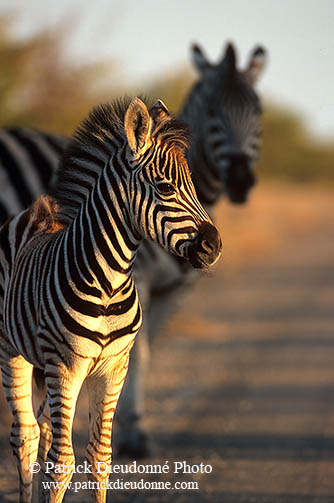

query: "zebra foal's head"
(124, 98), (222, 268)
(53, 97), (221, 269)
(190, 41), (267, 204)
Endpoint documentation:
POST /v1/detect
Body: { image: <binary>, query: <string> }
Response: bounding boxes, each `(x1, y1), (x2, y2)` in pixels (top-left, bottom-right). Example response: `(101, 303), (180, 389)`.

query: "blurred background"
(0, 0), (333, 185)
(0, 1), (333, 502)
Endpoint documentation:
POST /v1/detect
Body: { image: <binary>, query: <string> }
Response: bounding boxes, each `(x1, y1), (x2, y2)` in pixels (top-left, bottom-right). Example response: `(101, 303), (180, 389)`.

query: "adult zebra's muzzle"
(188, 222), (222, 269)
(224, 156), (257, 204)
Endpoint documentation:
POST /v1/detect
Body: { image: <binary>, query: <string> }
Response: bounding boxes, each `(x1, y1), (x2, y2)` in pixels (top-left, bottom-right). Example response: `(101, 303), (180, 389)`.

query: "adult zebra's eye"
(156, 182), (175, 196)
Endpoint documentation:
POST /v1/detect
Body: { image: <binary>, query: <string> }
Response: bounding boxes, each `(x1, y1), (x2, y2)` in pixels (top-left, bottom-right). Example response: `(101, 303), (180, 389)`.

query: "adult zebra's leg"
(116, 283), (151, 458)
(40, 360), (89, 503)
(116, 281), (192, 458)
(1, 356), (40, 503)
(116, 328), (150, 458)
(86, 346), (131, 503)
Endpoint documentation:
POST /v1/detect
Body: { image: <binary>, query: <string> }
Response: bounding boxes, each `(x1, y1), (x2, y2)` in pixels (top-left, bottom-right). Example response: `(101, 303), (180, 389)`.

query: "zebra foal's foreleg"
(40, 359), (90, 503)
(36, 396), (53, 502)
(37, 396), (52, 466)
(1, 356), (40, 503)
(85, 347), (131, 503)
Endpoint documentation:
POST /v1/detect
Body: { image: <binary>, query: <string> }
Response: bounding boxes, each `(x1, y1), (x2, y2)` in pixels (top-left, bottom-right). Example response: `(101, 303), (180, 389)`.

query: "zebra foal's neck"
(61, 150), (139, 301)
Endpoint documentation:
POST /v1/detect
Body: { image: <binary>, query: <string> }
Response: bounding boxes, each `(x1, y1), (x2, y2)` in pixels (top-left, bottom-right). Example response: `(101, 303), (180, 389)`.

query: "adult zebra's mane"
(51, 97), (190, 225)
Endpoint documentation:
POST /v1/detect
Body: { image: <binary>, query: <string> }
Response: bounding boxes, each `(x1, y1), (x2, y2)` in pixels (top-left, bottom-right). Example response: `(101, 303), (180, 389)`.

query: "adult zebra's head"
(187, 42), (267, 204)
(124, 98), (222, 269)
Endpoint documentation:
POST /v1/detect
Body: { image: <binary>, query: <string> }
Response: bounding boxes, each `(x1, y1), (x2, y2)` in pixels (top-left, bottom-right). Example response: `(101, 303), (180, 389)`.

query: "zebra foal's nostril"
(201, 239), (215, 254)
(188, 221), (222, 269)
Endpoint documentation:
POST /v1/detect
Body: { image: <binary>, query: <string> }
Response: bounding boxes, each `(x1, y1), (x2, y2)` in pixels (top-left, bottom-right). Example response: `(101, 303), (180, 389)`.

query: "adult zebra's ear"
(220, 42), (237, 75)
(245, 46), (267, 85)
(191, 43), (211, 73)
(124, 97), (153, 154)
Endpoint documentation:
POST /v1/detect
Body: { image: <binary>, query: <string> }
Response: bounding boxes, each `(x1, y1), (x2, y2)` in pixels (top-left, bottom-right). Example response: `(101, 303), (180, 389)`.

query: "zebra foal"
(0, 97), (221, 503)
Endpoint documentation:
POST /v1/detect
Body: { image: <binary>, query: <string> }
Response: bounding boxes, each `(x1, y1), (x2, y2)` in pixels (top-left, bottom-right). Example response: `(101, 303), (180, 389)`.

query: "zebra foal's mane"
(51, 97), (190, 226)
(29, 195), (64, 234)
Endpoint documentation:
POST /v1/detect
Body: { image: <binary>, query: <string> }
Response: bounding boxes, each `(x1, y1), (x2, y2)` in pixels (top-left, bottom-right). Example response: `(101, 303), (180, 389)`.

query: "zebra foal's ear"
(245, 46), (267, 85)
(150, 99), (171, 126)
(191, 43), (211, 73)
(124, 97), (152, 154)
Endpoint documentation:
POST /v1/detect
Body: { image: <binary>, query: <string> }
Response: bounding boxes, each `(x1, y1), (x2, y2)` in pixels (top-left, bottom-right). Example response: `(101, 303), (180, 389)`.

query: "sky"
(1, 0), (333, 140)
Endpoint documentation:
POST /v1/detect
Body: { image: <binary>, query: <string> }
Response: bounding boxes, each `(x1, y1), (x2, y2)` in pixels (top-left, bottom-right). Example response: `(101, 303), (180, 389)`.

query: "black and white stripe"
(0, 97), (221, 503)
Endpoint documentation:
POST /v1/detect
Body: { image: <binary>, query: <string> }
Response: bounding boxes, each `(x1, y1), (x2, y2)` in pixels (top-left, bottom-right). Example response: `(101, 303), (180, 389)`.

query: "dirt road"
(0, 209), (333, 502)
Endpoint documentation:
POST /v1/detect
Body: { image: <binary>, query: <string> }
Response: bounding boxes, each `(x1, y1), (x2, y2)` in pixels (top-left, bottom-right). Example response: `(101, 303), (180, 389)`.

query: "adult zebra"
(0, 97), (221, 503)
(0, 42), (266, 221)
(117, 41), (267, 457)
(0, 42), (266, 457)
(183, 42), (266, 205)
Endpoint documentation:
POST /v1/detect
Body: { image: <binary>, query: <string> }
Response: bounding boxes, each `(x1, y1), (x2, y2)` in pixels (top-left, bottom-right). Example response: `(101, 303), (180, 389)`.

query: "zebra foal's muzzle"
(188, 222), (222, 269)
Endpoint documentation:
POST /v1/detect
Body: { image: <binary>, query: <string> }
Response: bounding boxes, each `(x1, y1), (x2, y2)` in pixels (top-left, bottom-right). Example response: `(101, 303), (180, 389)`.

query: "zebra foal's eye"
(156, 182), (175, 196)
